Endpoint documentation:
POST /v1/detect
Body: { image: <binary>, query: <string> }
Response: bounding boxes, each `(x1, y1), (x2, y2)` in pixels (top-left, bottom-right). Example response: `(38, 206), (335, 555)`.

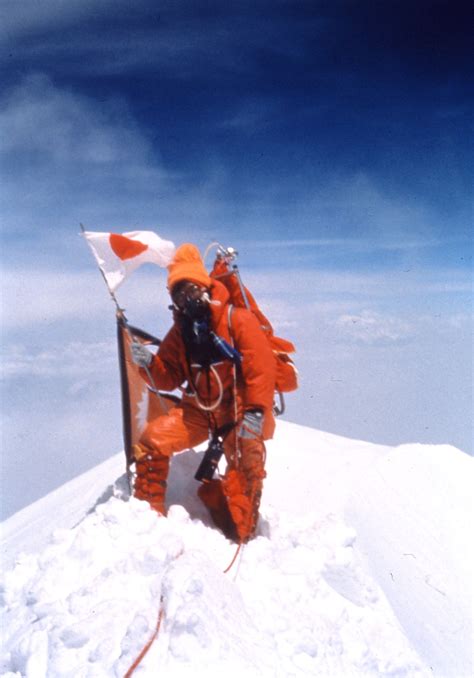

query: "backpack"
(209, 248), (298, 411)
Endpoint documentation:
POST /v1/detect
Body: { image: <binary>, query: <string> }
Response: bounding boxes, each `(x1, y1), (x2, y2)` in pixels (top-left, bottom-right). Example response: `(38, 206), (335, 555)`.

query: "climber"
(130, 243), (276, 542)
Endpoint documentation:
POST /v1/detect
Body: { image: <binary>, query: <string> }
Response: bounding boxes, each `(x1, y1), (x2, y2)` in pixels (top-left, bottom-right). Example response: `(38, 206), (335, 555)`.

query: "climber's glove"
(239, 409), (264, 440)
(130, 342), (153, 368)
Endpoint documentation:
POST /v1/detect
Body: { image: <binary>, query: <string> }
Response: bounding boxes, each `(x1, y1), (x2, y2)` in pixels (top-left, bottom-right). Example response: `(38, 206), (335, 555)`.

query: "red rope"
(223, 541), (243, 574)
(123, 596), (165, 678)
(122, 539), (242, 676)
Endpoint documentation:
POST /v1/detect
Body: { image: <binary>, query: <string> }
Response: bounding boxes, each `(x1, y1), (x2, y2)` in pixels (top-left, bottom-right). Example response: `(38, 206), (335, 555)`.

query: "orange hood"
(167, 243), (211, 291)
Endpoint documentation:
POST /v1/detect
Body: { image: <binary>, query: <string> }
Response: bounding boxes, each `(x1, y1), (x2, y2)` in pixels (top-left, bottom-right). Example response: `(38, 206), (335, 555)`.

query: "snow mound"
(1, 492), (427, 677)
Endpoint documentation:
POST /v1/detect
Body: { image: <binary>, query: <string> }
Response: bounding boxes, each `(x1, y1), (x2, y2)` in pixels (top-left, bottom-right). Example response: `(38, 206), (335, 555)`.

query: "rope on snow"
(123, 540), (243, 676)
(123, 595), (165, 678)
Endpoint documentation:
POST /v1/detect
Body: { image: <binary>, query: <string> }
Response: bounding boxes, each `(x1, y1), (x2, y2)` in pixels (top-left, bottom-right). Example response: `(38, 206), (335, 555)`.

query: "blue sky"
(1, 1), (472, 518)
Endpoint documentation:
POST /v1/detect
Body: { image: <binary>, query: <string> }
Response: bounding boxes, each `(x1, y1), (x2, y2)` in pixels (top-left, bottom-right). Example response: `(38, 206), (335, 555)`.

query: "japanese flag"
(83, 230), (175, 292)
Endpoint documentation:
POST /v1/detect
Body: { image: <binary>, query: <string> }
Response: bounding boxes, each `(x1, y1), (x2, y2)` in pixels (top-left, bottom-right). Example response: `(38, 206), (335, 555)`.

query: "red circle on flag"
(110, 234), (148, 260)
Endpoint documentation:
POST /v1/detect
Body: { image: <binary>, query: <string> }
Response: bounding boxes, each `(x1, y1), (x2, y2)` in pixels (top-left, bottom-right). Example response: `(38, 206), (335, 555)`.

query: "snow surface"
(1, 420), (472, 677)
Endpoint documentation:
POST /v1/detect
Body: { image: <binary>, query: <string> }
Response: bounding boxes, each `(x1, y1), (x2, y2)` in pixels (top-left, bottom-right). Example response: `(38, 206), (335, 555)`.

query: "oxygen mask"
(171, 282), (209, 320)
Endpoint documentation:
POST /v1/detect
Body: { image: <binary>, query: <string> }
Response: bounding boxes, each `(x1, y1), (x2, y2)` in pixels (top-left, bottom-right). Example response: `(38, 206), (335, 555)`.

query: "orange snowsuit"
(134, 278), (276, 541)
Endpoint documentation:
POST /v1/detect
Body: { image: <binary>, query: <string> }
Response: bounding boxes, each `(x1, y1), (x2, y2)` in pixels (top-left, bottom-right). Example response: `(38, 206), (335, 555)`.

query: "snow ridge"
(1, 421), (472, 677)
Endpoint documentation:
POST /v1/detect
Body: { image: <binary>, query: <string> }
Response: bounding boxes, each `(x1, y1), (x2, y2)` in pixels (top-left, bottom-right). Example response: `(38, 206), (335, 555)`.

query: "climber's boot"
(132, 444), (170, 515)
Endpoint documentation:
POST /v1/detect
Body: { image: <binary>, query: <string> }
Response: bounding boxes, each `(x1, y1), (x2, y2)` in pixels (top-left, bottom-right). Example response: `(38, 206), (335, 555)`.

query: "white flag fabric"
(83, 230), (176, 291)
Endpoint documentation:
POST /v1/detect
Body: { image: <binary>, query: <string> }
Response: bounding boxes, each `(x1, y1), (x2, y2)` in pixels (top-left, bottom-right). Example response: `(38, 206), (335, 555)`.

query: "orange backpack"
(209, 247), (298, 409)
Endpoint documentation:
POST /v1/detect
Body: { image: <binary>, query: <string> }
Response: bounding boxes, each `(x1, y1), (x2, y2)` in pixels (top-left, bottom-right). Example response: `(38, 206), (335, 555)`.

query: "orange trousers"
(134, 398), (266, 541)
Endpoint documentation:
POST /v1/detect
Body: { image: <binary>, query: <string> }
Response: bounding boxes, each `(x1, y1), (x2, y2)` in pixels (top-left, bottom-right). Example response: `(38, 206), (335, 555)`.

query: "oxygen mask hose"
(210, 331), (241, 365)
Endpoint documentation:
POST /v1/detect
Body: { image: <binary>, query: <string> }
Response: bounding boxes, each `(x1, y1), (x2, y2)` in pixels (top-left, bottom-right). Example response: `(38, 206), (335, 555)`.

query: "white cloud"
(219, 99), (279, 132)
(250, 235), (460, 253)
(0, 340), (116, 379)
(2, 76), (467, 265)
(334, 310), (413, 345)
(0, 266), (172, 332)
(2, 263), (470, 342)
(1, 3), (320, 80)
(1, 269), (111, 331)
(250, 172), (451, 253)
(0, 1), (121, 43)
(0, 76), (260, 241)
(0, 75), (176, 235)
(1, 73), (155, 165)
(243, 267), (472, 307)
